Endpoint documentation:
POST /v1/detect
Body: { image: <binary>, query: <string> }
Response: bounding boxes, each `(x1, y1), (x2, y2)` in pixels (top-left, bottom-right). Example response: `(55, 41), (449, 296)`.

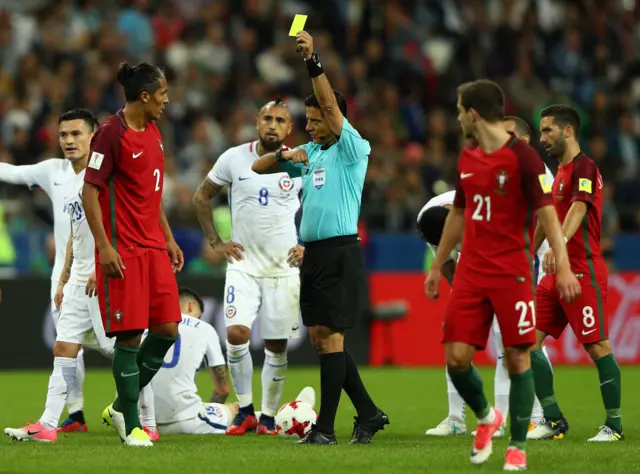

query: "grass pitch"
(1, 367), (637, 473)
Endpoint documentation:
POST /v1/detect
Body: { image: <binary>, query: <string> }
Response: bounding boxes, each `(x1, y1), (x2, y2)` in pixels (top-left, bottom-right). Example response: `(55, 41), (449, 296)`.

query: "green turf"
(1, 367), (637, 473)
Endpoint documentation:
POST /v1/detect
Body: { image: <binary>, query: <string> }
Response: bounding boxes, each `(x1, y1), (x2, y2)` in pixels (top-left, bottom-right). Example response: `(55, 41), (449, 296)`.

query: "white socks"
(494, 353), (510, 423)
(227, 341), (253, 408)
(40, 357), (77, 430)
(261, 349), (287, 417)
(445, 368), (466, 422)
(66, 349), (85, 414)
(139, 384), (156, 429)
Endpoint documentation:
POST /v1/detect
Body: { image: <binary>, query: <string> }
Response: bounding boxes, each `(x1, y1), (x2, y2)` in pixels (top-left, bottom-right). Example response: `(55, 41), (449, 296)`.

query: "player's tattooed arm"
(209, 365), (230, 403)
(193, 178), (224, 246)
(60, 226), (74, 285)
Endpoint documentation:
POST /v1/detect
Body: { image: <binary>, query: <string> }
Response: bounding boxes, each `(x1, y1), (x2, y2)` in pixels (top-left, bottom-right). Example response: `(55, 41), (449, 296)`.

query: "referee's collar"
(320, 136), (340, 151)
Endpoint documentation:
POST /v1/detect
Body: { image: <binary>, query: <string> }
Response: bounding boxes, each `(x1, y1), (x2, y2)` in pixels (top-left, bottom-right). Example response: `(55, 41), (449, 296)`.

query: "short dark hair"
(58, 109), (99, 131)
(304, 90), (347, 118)
(178, 287), (204, 314)
(460, 79), (505, 122)
(503, 115), (532, 138)
(417, 205), (450, 246)
(116, 62), (165, 103)
(540, 104), (582, 138)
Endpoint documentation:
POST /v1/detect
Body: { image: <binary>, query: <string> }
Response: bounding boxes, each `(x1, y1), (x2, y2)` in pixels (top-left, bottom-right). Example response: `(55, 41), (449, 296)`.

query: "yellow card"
(289, 14), (308, 36)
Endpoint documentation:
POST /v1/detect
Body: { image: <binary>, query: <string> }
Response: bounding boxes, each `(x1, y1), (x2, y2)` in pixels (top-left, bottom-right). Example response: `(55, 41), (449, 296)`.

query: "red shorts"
(97, 248), (181, 336)
(536, 273), (608, 344)
(443, 280), (536, 349)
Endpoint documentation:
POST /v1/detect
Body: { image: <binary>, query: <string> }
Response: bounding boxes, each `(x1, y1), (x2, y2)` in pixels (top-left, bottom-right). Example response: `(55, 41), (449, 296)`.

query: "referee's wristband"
(305, 52), (324, 78)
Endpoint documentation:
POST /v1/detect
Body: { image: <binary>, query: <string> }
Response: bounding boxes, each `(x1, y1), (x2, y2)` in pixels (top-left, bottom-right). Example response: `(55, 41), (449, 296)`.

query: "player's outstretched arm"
(193, 178), (225, 246)
(82, 183), (125, 278)
(0, 160), (53, 190)
(209, 365), (230, 404)
(295, 31), (343, 136)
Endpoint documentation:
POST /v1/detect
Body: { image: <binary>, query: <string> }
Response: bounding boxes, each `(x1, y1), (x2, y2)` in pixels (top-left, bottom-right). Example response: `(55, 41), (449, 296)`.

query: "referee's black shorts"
(300, 235), (368, 330)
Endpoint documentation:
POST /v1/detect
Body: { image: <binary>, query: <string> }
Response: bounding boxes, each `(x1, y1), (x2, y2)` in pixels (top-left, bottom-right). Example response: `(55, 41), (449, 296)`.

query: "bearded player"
(527, 105), (623, 442)
(192, 99), (302, 435)
(83, 62), (183, 447)
(425, 80), (580, 470)
(421, 116), (555, 438)
(0, 109), (100, 432)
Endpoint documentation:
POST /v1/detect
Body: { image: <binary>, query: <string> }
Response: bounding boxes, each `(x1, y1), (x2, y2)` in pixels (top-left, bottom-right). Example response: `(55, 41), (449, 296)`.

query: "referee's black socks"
(343, 350), (378, 420)
(316, 352), (346, 434)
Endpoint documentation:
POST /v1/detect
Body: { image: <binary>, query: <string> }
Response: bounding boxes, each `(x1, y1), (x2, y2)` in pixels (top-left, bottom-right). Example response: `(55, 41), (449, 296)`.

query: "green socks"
(137, 332), (178, 390)
(112, 344), (142, 435)
(509, 370), (535, 449)
(595, 353), (622, 432)
(530, 349), (563, 420)
(448, 364), (491, 419)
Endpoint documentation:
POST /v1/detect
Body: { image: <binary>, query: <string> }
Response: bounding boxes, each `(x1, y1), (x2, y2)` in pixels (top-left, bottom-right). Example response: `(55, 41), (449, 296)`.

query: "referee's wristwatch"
(275, 149), (286, 162)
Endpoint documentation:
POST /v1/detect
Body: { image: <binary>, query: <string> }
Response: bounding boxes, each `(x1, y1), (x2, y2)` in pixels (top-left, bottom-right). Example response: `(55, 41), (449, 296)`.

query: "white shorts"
(56, 284), (114, 357)
(158, 403), (232, 435)
(223, 270), (301, 340)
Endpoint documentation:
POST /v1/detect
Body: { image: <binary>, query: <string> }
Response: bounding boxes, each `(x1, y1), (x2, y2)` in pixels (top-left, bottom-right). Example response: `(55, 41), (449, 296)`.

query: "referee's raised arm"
(276, 31), (387, 446)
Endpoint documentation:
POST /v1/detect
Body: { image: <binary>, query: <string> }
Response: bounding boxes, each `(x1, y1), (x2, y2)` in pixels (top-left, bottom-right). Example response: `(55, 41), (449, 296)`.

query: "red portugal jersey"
(84, 110), (166, 258)
(453, 134), (553, 287)
(553, 152), (606, 279)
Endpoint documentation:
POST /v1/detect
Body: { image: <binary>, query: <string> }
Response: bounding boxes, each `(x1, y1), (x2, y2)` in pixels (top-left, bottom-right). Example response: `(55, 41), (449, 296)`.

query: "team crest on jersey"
(557, 180), (566, 200)
(278, 175), (294, 192)
(226, 305), (236, 319)
(114, 309), (123, 323)
(494, 170), (509, 196)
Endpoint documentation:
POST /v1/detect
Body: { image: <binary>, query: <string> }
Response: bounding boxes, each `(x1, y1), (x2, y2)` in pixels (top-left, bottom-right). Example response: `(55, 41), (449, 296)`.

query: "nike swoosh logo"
(27, 430), (42, 436)
(121, 372), (139, 378)
(54, 182), (63, 186)
(518, 327), (534, 336)
(272, 377), (286, 382)
(239, 177), (251, 181)
(582, 328), (597, 336)
(600, 378), (614, 386)
(132, 152), (143, 159)
(291, 325), (299, 331)
(142, 363), (159, 372)
(460, 173), (474, 179)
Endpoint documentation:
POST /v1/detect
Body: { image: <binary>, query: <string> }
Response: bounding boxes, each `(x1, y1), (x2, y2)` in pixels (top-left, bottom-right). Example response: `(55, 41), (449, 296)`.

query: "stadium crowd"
(0, 0), (639, 274)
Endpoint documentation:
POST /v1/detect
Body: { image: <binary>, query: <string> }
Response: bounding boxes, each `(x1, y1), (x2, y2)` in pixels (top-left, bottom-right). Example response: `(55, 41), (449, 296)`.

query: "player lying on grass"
(5, 149), (115, 443)
(137, 288), (316, 436)
(528, 105), (623, 442)
(0, 109), (100, 432)
(193, 99), (302, 436)
(420, 116), (555, 438)
(424, 80), (580, 470)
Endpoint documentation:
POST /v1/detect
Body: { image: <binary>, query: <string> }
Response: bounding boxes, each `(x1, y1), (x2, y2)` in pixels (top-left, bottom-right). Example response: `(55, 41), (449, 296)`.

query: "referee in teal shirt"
(252, 31), (388, 445)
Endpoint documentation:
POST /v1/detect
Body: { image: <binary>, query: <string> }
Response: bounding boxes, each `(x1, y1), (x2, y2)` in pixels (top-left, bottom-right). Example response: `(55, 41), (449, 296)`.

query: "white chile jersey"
(149, 314), (225, 423)
(0, 159), (78, 285)
(419, 162), (555, 283)
(65, 170), (95, 285)
(207, 141), (302, 277)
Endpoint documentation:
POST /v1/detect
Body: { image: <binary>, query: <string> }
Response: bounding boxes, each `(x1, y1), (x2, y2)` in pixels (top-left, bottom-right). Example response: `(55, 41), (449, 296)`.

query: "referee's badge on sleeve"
(313, 168), (326, 189)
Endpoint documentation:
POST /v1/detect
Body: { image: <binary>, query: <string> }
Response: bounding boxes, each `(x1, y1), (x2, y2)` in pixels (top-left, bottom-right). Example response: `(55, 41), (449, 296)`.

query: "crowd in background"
(0, 0), (639, 274)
